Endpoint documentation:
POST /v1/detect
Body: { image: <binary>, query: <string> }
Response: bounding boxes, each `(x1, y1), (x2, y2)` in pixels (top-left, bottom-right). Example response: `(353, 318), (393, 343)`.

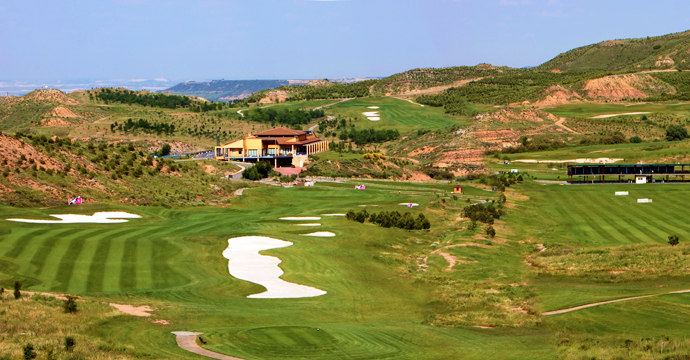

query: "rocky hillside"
(538, 30), (690, 72)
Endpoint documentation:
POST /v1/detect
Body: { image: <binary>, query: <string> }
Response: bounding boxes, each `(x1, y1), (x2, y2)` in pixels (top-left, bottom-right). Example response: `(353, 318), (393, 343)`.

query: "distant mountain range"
(162, 78), (380, 102)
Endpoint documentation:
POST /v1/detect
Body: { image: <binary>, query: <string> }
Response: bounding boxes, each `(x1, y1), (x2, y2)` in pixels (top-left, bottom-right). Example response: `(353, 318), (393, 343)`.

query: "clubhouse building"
(214, 127), (329, 167)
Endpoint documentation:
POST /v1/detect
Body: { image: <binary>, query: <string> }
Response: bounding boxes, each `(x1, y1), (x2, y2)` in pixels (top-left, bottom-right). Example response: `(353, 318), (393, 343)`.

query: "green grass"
(544, 102), (690, 118)
(4, 179), (690, 358)
(325, 97), (462, 133)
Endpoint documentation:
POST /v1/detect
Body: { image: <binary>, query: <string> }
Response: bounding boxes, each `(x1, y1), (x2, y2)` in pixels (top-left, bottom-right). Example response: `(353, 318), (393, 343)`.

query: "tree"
(13, 281), (21, 300)
(668, 234), (680, 246)
(64, 296), (78, 313)
(160, 143), (172, 156)
(666, 125), (688, 141)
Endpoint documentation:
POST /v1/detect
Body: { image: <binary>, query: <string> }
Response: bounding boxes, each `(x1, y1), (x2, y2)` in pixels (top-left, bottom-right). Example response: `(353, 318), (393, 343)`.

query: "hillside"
(538, 29), (690, 72)
(371, 64), (515, 96)
(246, 79), (378, 103)
(164, 79), (290, 101)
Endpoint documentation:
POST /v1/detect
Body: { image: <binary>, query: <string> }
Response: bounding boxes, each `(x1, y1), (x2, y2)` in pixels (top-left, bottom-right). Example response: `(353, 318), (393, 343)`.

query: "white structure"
(635, 175), (647, 184)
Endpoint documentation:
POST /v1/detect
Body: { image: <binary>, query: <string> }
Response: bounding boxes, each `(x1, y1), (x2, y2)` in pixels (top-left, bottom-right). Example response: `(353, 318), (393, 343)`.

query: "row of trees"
(346, 209), (431, 230)
(94, 89), (193, 109)
(338, 128), (400, 145)
(244, 108), (325, 126)
(111, 118), (176, 135)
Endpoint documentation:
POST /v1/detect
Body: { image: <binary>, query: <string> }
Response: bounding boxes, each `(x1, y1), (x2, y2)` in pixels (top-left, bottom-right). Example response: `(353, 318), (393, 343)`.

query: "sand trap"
(110, 303), (153, 317)
(7, 212), (141, 224)
(321, 213), (345, 216)
(368, 106), (379, 109)
(399, 203), (419, 207)
(513, 158), (623, 164)
(295, 223), (321, 226)
(302, 232), (336, 237)
(222, 236), (326, 299)
(590, 112), (650, 119)
(362, 111), (380, 121)
(280, 217), (321, 221)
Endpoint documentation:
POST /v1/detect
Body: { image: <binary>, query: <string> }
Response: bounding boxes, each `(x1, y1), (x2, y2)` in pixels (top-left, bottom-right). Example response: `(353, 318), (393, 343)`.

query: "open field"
(3, 178), (690, 358)
(325, 97), (463, 132)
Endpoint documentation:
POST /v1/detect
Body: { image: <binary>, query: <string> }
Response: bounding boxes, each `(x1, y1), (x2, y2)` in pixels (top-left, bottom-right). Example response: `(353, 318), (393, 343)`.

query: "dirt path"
(393, 97), (424, 107)
(554, 118), (580, 134)
(313, 98), (353, 110)
(172, 332), (245, 360)
(234, 188), (248, 196)
(542, 289), (690, 316)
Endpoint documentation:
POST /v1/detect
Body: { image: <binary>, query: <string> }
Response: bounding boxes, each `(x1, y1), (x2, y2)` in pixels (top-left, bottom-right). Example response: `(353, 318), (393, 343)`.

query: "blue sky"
(1, 0), (690, 81)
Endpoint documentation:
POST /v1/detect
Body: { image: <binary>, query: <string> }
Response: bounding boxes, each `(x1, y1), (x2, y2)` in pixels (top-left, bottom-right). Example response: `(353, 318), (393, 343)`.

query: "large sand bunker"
(7, 212), (141, 224)
(321, 213), (345, 216)
(295, 223), (321, 226)
(280, 217), (321, 221)
(222, 236), (327, 299)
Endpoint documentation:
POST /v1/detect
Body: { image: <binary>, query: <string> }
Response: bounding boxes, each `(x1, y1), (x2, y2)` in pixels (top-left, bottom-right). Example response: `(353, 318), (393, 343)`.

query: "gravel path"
(542, 289), (690, 316)
(172, 332), (244, 360)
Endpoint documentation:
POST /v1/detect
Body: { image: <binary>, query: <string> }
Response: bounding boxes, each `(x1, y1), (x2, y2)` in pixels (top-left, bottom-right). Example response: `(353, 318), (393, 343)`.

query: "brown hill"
(21, 89), (80, 105)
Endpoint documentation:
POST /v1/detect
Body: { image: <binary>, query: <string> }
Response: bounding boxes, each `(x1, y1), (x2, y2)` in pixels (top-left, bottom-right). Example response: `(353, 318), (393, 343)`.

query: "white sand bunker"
(399, 203), (419, 207)
(280, 217), (321, 221)
(362, 111), (380, 121)
(222, 236), (326, 299)
(302, 232), (336, 237)
(513, 158), (623, 164)
(295, 223), (321, 226)
(590, 112), (650, 119)
(321, 213), (345, 216)
(7, 212), (141, 224)
(368, 106), (379, 109)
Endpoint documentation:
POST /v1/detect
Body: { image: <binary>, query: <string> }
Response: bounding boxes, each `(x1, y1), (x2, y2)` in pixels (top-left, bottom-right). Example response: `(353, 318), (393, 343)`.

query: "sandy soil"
(7, 212), (141, 224)
(399, 203), (419, 207)
(49, 106), (80, 118)
(110, 303), (154, 317)
(295, 223), (321, 226)
(222, 236), (327, 298)
(367, 106), (379, 109)
(321, 213), (345, 216)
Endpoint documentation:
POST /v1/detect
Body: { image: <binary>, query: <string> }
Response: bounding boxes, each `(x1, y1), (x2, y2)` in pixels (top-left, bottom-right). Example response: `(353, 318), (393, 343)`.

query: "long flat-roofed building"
(214, 127), (328, 167)
(568, 164), (690, 184)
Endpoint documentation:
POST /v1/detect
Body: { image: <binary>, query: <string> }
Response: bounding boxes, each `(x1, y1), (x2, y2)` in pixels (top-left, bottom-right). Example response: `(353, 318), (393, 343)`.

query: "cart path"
(542, 289), (690, 316)
(172, 332), (245, 360)
(234, 188), (248, 196)
(554, 117), (580, 134)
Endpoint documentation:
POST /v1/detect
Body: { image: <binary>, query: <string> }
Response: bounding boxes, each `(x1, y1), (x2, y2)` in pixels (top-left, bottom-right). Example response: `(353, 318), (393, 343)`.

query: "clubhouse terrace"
(214, 127), (328, 167)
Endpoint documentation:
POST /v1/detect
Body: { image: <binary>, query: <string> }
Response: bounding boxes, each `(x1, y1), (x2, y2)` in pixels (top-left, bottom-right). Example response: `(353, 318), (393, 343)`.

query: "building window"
(248, 149), (257, 157)
(268, 148), (275, 155)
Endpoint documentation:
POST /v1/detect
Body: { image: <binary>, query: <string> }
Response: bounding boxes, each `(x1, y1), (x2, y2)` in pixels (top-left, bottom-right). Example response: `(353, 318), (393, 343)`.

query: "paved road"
(172, 332), (244, 360)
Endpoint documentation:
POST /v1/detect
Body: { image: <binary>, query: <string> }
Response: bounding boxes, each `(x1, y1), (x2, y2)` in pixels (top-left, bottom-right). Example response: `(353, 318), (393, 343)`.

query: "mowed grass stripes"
(535, 185), (690, 247)
(0, 222), (189, 294)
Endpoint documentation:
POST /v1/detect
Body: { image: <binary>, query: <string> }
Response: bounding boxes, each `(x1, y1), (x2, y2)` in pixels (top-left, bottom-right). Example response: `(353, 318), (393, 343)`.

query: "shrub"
(669, 234), (680, 246)
(13, 281), (21, 300)
(485, 225), (496, 238)
(629, 135), (643, 143)
(666, 125), (689, 141)
(22, 343), (36, 359)
(64, 296), (78, 313)
(64, 336), (76, 351)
